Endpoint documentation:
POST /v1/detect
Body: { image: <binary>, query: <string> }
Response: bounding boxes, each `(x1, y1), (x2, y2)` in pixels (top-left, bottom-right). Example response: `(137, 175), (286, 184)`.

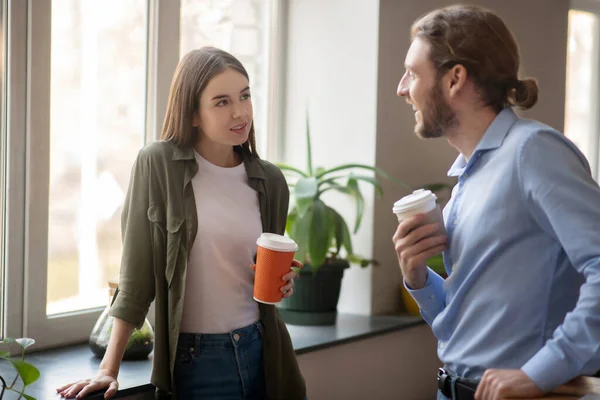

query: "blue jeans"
(174, 321), (267, 400)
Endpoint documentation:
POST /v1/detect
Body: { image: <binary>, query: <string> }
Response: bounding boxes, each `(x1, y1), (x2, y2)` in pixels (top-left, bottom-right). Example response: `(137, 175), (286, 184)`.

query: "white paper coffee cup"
(393, 189), (443, 225)
(256, 233), (298, 252)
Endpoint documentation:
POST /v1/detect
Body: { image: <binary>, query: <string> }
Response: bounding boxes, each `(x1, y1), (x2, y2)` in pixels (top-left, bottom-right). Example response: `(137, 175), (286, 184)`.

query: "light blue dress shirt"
(407, 108), (600, 392)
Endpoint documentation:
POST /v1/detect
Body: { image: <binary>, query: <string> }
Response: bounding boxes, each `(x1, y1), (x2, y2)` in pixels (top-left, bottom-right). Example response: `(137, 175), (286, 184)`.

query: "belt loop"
(194, 333), (201, 350)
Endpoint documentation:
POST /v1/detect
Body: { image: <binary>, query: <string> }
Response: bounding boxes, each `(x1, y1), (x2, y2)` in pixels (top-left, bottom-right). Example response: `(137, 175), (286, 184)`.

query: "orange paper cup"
(252, 233), (298, 304)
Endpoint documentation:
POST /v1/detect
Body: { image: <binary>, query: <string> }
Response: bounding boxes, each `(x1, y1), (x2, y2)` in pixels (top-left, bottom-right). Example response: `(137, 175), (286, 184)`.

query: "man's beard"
(415, 80), (458, 139)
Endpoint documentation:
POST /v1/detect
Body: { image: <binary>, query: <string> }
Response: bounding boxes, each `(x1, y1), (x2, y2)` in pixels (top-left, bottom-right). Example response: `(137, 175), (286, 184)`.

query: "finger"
(396, 214), (428, 238)
(76, 382), (105, 399)
(282, 270), (297, 282)
(57, 382), (77, 392)
(403, 235), (448, 260)
(476, 372), (491, 400)
(280, 282), (293, 293)
(291, 259), (303, 268)
(104, 381), (119, 399)
(404, 222), (445, 245)
(283, 287), (293, 298)
(63, 382), (87, 399)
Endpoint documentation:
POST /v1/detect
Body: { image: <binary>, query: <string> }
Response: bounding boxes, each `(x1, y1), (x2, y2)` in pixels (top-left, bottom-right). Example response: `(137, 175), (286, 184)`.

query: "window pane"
(180, 0), (272, 156)
(565, 10), (600, 178)
(0, 0), (6, 334)
(47, 0), (148, 315)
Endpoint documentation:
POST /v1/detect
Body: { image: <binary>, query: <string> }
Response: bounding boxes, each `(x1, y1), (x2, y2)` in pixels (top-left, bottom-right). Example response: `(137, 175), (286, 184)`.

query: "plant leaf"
(292, 208), (312, 264)
(294, 177), (318, 199)
(295, 198), (312, 218)
(347, 178), (365, 234)
(348, 174), (384, 196)
(7, 359), (40, 386)
(294, 177), (318, 218)
(286, 207), (298, 238)
(0, 338), (16, 345)
(0, 351), (9, 358)
(308, 200), (330, 274)
(330, 207), (353, 256)
(317, 182), (350, 196)
(305, 111), (313, 176)
(15, 339), (35, 350)
(275, 163), (308, 178)
(316, 164), (411, 189)
(7, 387), (37, 400)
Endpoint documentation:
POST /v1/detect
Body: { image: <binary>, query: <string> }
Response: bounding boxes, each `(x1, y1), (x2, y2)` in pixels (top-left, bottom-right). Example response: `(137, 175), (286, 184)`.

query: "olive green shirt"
(109, 140), (306, 399)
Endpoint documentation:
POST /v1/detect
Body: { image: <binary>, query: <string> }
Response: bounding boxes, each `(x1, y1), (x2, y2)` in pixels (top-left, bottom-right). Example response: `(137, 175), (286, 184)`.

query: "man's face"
(397, 37), (457, 139)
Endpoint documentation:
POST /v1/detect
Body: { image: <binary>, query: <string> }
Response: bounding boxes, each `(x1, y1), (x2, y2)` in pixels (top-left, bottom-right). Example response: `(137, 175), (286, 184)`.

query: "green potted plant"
(275, 114), (404, 325)
(0, 338), (40, 400)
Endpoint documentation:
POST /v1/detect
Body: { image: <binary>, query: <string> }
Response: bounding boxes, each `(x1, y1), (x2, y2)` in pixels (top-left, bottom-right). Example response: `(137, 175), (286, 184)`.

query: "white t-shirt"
(179, 151), (262, 334)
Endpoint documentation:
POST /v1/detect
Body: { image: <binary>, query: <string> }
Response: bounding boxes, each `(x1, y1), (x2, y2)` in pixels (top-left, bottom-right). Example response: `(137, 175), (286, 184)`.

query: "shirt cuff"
(404, 268), (445, 322)
(521, 344), (579, 393)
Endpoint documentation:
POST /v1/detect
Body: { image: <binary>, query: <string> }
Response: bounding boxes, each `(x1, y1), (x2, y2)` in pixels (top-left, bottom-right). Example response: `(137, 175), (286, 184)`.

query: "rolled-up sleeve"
(109, 151), (155, 329)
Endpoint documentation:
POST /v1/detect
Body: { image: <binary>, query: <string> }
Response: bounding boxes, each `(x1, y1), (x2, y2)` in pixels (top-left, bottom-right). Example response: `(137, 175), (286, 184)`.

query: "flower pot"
(89, 280), (154, 360)
(277, 260), (349, 325)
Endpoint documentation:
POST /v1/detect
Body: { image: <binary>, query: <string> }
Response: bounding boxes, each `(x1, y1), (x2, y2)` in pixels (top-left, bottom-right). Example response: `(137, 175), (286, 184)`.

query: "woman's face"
(194, 68), (253, 148)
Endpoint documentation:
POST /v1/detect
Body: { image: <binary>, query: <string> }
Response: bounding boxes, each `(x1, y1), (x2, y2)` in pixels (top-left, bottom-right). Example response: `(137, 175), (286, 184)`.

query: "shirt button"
(439, 342), (445, 349)
(233, 333), (240, 341)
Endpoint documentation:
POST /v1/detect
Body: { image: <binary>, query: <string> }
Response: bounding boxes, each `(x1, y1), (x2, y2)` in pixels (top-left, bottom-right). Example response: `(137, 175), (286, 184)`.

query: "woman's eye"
(241, 93), (251, 101)
(217, 100), (228, 107)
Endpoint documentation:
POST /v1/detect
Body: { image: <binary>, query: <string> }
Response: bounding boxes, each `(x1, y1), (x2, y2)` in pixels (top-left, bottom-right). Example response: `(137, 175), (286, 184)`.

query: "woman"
(57, 47), (306, 400)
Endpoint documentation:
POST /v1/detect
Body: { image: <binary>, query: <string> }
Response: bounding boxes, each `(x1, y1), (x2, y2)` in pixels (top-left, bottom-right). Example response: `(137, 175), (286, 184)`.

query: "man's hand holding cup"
(392, 189), (448, 290)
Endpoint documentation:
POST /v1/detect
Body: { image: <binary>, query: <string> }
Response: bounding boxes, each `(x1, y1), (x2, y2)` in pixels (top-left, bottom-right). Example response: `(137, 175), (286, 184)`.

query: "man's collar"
(447, 107), (519, 177)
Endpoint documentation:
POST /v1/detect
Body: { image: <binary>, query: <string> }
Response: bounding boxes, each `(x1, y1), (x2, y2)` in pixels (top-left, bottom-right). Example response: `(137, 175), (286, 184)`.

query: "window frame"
(0, 0), (7, 338)
(4, 0), (285, 349)
(569, 0), (600, 179)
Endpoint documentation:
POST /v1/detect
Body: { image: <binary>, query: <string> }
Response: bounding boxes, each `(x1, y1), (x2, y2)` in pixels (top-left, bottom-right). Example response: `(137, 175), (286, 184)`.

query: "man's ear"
(447, 64), (468, 98)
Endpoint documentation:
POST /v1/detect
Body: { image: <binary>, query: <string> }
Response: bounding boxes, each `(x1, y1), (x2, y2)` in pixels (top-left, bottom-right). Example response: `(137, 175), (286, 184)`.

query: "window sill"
(0, 313), (424, 399)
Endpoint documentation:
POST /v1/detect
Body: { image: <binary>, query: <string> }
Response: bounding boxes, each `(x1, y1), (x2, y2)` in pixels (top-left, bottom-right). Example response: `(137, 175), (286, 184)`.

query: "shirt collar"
(447, 108), (519, 177)
(170, 140), (266, 180)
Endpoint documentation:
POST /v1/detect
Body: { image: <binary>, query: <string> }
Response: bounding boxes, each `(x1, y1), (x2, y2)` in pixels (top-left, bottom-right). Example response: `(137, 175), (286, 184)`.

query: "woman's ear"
(192, 112), (200, 128)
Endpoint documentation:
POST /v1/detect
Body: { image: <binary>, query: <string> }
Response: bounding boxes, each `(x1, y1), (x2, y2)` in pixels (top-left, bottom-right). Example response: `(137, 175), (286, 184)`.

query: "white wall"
(282, 0), (380, 314)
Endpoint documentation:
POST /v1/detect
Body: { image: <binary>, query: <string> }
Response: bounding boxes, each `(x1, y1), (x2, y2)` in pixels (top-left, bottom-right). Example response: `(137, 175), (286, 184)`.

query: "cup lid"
(393, 189), (437, 213)
(256, 233), (298, 252)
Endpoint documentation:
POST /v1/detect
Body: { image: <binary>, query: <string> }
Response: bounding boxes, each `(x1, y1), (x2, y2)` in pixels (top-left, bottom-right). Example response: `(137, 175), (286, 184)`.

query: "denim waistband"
(178, 320), (264, 349)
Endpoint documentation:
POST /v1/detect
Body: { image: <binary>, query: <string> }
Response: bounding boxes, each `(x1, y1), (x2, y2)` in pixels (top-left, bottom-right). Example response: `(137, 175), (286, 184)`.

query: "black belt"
(437, 368), (479, 400)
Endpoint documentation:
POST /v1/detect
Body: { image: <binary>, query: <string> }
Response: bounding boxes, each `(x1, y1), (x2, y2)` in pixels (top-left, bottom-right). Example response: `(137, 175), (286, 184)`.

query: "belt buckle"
(437, 368), (450, 393)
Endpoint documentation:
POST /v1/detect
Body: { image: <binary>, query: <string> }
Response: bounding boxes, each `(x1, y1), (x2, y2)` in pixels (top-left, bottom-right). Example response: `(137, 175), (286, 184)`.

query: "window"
(565, 6), (600, 179)
(45, 0), (148, 315)
(180, 0), (276, 157)
(6, 0), (283, 348)
(0, 0), (6, 337)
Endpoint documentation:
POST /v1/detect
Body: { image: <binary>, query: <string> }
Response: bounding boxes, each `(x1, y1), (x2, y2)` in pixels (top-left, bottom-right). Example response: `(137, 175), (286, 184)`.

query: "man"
(392, 5), (600, 400)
